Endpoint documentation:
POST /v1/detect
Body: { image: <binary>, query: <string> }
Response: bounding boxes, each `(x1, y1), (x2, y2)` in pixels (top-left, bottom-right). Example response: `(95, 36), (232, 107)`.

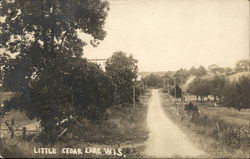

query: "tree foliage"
(4, 57), (115, 142)
(209, 75), (228, 101)
(0, 0), (110, 91)
(143, 74), (162, 88)
(174, 68), (190, 85)
(187, 77), (211, 101)
(223, 75), (250, 110)
(0, 0), (110, 142)
(208, 64), (223, 74)
(235, 60), (250, 72)
(190, 66), (207, 76)
(170, 84), (183, 99)
(105, 51), (138, 104)
(0, 53), (10, 87)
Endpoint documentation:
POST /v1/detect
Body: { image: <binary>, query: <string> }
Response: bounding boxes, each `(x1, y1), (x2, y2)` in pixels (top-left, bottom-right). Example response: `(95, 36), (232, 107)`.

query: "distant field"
(180, 94), (250, 126)
(196, 103), (250, 127)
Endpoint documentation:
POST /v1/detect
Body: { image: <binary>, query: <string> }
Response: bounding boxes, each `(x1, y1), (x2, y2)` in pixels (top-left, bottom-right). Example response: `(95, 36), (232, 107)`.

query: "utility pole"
(132, 78), (136, 108)
(167, 79), (170, 94)
(174, 77), (177, 108)
(163, 77), (166, 89)
(180, 78), (183, 101)
(140, 81), (142, 95)
(133, 85), (136, 108)
(174, 77), (177, 100)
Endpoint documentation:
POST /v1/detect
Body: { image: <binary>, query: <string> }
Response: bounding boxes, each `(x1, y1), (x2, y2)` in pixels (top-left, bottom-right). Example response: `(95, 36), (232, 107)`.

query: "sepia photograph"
(0, 0), (249, 158)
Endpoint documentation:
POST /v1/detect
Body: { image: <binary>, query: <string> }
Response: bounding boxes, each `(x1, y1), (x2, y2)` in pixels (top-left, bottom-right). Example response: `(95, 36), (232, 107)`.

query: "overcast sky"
(83, 0), (249, 72)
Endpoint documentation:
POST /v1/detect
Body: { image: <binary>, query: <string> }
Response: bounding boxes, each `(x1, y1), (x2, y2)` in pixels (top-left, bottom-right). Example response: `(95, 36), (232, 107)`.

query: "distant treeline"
(142, 59), (250, 110)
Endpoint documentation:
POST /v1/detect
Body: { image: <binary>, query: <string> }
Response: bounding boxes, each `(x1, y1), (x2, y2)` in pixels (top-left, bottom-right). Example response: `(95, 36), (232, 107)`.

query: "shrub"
(184, 102), (199, 118)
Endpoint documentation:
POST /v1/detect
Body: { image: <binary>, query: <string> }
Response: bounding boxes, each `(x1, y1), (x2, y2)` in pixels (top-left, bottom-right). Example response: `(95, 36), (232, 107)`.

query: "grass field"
(160, 91), (250, 158)
(0, 90), (150, 158)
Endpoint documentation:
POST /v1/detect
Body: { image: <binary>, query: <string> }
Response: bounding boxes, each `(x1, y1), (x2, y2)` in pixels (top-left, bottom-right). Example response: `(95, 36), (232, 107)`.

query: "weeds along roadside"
(160, 91), (250, 158)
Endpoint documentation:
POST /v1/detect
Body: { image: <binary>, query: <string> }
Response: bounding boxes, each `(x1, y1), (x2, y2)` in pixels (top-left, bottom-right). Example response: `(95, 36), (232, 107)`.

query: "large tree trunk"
(201, 96), (204, 102)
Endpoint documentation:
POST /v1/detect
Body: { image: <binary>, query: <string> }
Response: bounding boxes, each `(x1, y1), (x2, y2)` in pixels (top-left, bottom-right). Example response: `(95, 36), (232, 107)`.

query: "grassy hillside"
(183, 71), (250, 90)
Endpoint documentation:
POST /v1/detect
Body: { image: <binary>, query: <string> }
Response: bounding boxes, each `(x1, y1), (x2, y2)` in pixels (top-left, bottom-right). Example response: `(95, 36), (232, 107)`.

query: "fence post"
(216, 122), (222, 143)
(22, 127), (27, 141)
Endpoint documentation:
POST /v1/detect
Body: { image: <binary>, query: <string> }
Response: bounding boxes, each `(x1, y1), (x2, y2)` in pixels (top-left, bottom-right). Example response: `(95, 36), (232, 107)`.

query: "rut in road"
(144, 89), (205, 158)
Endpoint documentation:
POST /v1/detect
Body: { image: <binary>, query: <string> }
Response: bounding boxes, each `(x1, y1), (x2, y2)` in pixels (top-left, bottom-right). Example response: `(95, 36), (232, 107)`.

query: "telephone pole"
(163, 77), (166, 89)
(132, 78), (136, 108)
(180, 78), (183, 101)
(174, 77), (177, 99)
(133, 85), (136, 108)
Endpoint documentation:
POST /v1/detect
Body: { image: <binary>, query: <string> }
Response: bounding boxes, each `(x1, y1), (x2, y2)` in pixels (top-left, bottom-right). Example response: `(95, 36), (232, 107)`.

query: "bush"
(184, 102), (199, 118)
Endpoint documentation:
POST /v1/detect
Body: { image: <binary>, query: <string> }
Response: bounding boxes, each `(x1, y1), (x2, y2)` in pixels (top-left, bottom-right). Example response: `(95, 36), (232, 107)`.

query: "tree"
(223, 75), (250, 110)
(170, 84), (183, 100)
(187, 77), (211, 102)
(189, 66), (196, 76)
(105, 51), (138, 104)
(223, 67), (233, 75)
(0, 0), (110, 142)
(0, 0), (110, 91)
(195, 66), (207, 76)
(4, 57), (115, 142)
(144, 74), (163, 88)
(174, 68), (190, 85)
(208, 64), (223, 74)
(209, 75), (228, 101)
(235, 60), (250, 72)
(162, 71), (175, 85)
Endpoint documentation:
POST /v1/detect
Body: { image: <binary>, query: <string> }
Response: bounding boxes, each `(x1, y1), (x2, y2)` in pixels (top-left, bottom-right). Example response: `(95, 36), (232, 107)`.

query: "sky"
(83, 0), (249, 72)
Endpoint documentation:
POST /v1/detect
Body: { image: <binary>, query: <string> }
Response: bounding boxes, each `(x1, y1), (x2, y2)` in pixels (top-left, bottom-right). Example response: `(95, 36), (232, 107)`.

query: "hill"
(182, 71), (250, 91)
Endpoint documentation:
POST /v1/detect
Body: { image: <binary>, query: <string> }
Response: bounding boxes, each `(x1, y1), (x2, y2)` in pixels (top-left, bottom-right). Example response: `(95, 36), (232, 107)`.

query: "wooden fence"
(0, 118), (41, 141)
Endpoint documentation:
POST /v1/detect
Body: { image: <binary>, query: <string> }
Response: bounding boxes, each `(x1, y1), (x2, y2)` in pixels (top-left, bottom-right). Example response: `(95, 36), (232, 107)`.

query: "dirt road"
(144, 89), (205, 158)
